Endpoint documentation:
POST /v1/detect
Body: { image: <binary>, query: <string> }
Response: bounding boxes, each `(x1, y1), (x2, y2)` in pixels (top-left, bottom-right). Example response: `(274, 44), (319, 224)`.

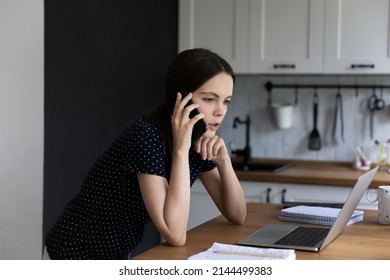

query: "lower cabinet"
(189, 180), (220, 230)
(189, 179), (377, 230)
(240, 181), (376, 210)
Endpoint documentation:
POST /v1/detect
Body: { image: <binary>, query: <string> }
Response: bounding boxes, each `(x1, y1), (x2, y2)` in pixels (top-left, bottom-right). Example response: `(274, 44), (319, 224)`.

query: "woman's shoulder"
(128, 116), (160, 138)
(130, 115), (156, 129)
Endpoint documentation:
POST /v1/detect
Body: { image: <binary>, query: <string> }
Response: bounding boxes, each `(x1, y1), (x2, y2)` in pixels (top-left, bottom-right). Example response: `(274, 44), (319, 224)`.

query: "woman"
(45, 48), (246, 259)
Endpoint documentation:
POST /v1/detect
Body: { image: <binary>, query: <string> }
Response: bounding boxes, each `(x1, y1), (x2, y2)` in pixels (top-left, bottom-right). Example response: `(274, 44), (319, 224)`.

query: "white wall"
(221, 74), (390, 163)
(0, 1), (44, 259)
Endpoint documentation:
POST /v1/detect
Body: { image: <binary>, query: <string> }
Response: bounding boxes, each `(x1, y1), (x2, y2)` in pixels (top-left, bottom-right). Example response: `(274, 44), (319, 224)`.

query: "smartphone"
(165, 90), (208, 142)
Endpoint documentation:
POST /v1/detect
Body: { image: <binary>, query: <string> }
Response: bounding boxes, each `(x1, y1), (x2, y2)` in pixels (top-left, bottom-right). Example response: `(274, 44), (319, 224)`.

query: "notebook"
(278, 205), (364, 226)
(237, 166), (378, 252)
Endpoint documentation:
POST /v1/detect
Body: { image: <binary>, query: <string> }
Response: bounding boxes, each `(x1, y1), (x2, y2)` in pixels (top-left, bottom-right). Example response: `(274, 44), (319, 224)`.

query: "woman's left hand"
(194, 135), (229, 162)
(196, 135), (247, 225)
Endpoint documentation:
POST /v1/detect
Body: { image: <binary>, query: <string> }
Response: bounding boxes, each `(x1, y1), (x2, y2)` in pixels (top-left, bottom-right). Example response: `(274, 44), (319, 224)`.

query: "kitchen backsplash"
(219, 74), (390, 163)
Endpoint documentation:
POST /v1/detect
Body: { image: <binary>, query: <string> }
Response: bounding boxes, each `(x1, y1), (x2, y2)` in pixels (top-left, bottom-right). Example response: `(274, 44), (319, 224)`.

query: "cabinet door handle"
(266, 188), (271, 203)
(281, 189), (287, 204)
(273, 64), (296, 69)
(350, 64), (375, 69)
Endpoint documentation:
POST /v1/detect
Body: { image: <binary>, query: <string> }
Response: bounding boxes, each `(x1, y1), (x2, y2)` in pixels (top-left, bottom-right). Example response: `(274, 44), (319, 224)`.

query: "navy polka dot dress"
(45, 116), (215, 259)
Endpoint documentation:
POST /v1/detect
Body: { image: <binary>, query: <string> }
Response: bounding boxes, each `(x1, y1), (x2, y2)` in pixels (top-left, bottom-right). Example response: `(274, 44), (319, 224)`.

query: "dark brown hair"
(149, 48), (235, 156)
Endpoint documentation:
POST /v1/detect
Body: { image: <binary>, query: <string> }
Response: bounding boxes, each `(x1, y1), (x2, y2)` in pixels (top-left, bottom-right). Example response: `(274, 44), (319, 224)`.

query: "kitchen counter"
(233, 158), (390, 188)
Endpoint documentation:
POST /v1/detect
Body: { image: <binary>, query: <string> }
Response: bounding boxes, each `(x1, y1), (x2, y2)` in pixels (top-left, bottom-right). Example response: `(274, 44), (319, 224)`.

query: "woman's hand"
(196, 134), (247, 225)
(139, 92), (206, 247)
(171, 92), (205, 152)
(194, 135), (230, 162)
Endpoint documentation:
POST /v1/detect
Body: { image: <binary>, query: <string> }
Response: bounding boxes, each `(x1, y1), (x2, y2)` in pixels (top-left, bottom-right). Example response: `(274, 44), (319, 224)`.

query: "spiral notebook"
(237, 167), (378, 252)
(279, 205), (364, 226)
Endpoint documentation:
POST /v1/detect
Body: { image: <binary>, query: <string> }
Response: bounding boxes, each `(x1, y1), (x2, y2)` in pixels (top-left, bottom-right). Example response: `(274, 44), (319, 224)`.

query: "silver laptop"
(237, 167), (378, 252)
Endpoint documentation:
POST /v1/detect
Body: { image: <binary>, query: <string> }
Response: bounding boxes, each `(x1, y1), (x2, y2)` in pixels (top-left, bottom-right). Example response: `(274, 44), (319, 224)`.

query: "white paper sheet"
(188, 242), (296, 260)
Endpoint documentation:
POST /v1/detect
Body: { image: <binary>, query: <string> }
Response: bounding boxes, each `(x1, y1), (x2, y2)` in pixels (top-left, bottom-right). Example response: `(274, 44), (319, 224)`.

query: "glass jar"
(375, 140), (390, 169)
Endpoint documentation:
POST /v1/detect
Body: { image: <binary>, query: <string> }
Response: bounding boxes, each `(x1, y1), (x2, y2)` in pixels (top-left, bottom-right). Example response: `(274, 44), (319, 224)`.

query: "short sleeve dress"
(45, 116), (215, 259)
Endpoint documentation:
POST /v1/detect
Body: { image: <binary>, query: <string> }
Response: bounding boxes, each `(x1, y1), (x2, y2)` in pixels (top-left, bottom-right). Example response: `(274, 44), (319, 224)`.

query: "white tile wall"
(220, 75), (390, 163)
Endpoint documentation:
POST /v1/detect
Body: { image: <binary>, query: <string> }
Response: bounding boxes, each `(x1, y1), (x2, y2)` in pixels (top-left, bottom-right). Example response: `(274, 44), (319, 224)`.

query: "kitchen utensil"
(332, 91), (345, 143)
(354, 146), (372, 170)
(271, 102), (293, 129)
(356, 146), (369, 163)
(308, 91), (321, 150)
(368, 88), (385, 139)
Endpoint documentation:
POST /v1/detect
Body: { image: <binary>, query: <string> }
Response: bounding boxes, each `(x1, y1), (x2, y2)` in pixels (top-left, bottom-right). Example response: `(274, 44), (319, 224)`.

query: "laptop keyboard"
(274, 226), (330, 247)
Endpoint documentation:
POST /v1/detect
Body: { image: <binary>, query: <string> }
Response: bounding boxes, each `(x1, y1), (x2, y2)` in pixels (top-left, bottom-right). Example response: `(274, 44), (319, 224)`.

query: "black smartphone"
(165, 90), (208, 142)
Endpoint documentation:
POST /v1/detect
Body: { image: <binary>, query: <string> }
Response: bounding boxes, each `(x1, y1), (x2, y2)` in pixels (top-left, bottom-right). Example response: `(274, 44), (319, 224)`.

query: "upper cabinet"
(179, 0), (390, 74)
(179, 0), (250, 73)
(248, 0), (324, 74)
(324, 0), (390, 74)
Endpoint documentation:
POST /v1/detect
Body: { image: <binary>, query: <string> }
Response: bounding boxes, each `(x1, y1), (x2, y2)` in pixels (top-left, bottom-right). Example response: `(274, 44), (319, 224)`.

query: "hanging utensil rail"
(264, 81), (390, 105)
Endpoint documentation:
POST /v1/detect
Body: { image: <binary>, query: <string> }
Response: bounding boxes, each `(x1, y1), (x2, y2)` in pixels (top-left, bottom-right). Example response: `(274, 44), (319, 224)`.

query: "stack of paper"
(188, 242), (295, 260)
(279, 205), (364, 226)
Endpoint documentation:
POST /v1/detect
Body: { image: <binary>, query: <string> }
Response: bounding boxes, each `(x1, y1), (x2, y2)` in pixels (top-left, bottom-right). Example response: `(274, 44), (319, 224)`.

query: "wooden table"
(133, 203), (390, 260)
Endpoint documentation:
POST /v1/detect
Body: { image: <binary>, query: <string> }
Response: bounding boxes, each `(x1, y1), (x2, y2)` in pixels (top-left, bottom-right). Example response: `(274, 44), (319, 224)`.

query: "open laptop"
(237, 166), (378, 252)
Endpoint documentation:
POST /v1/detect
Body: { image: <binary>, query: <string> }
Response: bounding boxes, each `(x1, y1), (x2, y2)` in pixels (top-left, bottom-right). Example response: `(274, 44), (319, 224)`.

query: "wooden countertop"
(133, 203), (390, 260)
(233, 158), (390, 188)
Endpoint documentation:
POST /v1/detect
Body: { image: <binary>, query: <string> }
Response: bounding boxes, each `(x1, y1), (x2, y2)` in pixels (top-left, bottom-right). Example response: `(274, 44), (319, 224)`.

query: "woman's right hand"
(138, 92), (203, 247)
(171, 92), (204, 152)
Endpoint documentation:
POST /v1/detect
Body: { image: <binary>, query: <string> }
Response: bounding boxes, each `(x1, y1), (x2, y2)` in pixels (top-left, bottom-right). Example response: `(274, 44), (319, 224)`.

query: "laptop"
(237, 166), (378, 252)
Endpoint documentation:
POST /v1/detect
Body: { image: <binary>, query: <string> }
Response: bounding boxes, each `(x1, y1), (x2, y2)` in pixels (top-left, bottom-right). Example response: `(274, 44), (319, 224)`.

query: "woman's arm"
(137, 149), (190, 246)
(138, 92), (203, 246)
(196, 136), (247, 224)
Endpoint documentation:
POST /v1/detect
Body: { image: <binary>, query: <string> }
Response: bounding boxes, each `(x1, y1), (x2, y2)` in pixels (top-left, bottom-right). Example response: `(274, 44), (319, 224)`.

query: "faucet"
(231, 115), (251, 167)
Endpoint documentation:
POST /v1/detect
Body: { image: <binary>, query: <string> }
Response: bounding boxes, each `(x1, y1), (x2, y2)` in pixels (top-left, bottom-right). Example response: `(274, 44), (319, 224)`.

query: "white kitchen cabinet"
(324, 0), (390, 74)
(189, 179), (274, 229)
(248, 0), (324, 74)
(240, 181), (376, 210)
(250, 0), (390, 74)
(189, 179), (376, 229)
(179, 0), (323, 74)
(178, 0), (250, 73)
(179, 0), (390, 74)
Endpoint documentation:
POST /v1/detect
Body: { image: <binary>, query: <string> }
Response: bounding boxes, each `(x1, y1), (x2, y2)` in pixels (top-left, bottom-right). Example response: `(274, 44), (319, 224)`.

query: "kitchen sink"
(233, 162), (291, 172)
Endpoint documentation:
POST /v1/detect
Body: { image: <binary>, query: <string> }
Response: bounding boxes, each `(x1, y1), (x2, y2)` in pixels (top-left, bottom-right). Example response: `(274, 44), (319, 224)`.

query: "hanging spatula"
(308, 91), (321, 150)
